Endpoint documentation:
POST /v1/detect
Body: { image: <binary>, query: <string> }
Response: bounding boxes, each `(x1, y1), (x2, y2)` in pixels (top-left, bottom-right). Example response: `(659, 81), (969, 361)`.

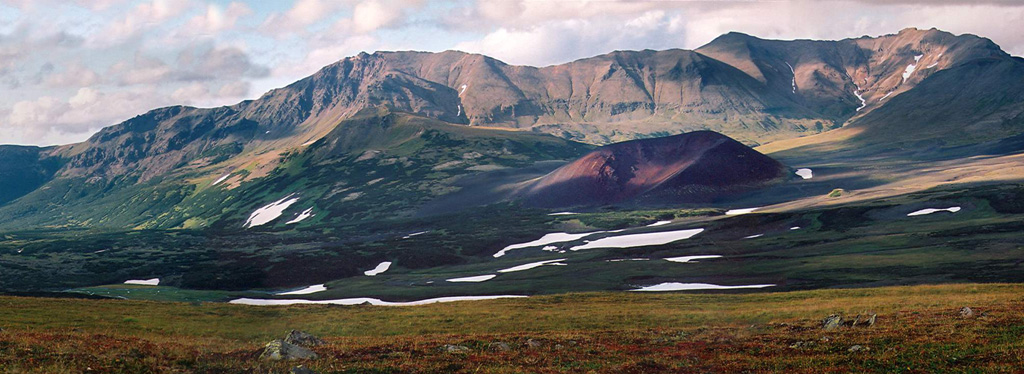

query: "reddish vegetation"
(1, 301), (1022, 373)
(518, 131), (787, 207)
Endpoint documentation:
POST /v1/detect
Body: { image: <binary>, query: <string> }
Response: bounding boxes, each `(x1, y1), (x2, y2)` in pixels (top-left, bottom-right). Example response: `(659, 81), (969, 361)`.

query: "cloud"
(454, 11), (686, 66)
(43, 63), (102, 88)
(352, 0), (403, 33)
(176, 44), (271, 80)
(259, 0), (344, 37)
(3, 86), (179, 145)
(179, 2), (253, 36)
(170, 82), (210, 104)
(271, 34), (378, 80)
(217, 80), (250, 97)
(1, 0), (129, 11)
(111, 44), (269, 86)
(94, 0), (195, 46)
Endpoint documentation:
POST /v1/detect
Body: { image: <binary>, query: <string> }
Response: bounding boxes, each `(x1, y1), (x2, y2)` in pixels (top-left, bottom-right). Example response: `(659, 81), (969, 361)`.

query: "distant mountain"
(516, 131), (787, 207)
(696, 27), (1007, 119)
(0, 145), (62, 206)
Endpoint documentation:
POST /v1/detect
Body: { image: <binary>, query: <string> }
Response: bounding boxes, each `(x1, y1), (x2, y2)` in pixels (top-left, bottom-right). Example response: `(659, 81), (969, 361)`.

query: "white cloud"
(179, 2), (253, 36)
(171, 82), (210, 104)
(454, 12), (685, 67)
(3, 86), (179, 145)
(352, 0), (402, 33)
(271, 34), (378, 79)
(43, 63), (102, 88)
(217, 80), (250, 97)
(259, 0), (344, 37)
(94, 0), (195, 46)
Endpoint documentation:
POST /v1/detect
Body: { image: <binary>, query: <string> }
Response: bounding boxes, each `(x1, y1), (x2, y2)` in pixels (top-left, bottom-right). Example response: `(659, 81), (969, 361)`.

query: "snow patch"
(926, 62), (938, 69)
(879, 91), (893, 102)
(364, 261), (393, 276)
(211, 173), (231, 186)
(230, 295), (526, 306)
(286, 208), (314, 224)
(631, 282), (775, 292)
(245, 194), (300, 228)
(790, 227), (801, 230)
(606, 258), (650, 262)
(726, 207), (760, 216)
(902, 55), (923, 82)
(569, 228), (704, 251)
(743, 234), (764, 239)
(277, 284), (326, 295)
(124, 278), (160, 286)
(785, 62), (797, 93)
(493, 231), (602, 258)
(498, 258), (567, 273)
(647, 220), (673, 227)
(907, 206), (961, 217)
(447, 274), (496, 283)
(795, 168), (813, 180)
(459, 84), (467, 95)
(664, 255), (722, 263)
(548, 212), (578, 216)
(402, 231), (428, 239)
(853, 86), (867, 112)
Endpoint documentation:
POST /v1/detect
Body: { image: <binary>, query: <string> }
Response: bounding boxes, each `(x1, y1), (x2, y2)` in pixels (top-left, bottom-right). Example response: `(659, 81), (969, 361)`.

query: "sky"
(1, 0), (1023, 146)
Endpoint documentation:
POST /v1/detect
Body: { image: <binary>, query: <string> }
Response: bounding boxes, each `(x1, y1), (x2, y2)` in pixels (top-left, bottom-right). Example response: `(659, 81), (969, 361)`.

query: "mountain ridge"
(1, 27), (1022, 230)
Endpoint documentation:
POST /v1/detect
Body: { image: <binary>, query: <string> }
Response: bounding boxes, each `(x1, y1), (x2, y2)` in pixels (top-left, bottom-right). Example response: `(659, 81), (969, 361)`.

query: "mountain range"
(1, 27), (1022, 231)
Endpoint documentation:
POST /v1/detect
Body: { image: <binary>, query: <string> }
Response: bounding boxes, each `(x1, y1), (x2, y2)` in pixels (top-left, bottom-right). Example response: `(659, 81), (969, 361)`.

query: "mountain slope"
(0, 108), (591, 230)
(516, 131), (787, 207)
(696, 27), (1008, 120)
(0, 146), (63, 206)
(760, 55), (1024, 162)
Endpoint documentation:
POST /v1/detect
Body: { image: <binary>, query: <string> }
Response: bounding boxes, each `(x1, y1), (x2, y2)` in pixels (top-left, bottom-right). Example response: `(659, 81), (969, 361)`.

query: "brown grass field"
(2, 283), (1024, 373)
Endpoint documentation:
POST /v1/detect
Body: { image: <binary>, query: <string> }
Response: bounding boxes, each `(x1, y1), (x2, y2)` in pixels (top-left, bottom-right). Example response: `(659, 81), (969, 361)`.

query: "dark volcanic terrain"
(517, 131), (787, 207)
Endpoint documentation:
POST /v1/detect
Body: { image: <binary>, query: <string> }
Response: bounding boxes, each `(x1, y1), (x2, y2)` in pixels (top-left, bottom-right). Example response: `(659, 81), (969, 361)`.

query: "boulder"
(488, 342), (511, 351)
(848, 345), (869, 353)
(958, 307), (974, 318)
(285, 330), (325, 347)
(260, 339), (319, 361)
(851, 313), (878, 327)
(821, 314), (843, 331)
(526, 339), (542, 348)
(442, 344), (470, 353)
(865, 314), (877, 327)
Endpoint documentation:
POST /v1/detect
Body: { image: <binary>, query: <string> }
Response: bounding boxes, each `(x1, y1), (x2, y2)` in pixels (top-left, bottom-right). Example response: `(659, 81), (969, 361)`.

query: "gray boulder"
(488, 342), (511, 351)
(285, 330), (325, 347)
(821, 314), (843, 331)
(260, 339), (319, 361)
(442, 344), (470, 353)
(958, 307), (974, 318)
(848, 345), (869, 353)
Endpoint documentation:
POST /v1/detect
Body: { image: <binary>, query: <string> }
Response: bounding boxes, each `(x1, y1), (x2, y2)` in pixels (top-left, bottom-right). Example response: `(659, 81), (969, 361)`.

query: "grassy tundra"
(1, 283), (1023, 373)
